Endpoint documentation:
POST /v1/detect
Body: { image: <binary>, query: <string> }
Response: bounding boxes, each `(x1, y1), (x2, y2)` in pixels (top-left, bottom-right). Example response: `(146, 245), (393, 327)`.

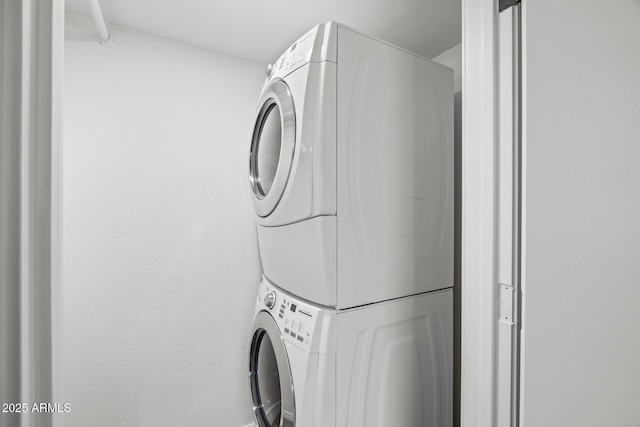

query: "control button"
(297, 335), (303, 342)
(290, 331), (296, 338)
(284, 328), (290, 334)
(264, 291), (276, 309)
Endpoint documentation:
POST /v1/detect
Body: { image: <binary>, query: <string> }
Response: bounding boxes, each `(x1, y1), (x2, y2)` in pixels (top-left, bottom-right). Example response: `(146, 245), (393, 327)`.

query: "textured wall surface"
(63, 14), (263, 426)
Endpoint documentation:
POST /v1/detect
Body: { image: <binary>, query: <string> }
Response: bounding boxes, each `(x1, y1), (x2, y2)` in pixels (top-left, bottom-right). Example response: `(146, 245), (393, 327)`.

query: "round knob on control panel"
(266, 64), (274, 77)
(264, 291), (276, 309)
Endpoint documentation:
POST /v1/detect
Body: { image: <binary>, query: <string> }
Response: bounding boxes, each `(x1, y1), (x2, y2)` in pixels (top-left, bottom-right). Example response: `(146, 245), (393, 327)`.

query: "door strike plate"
(499, 284), (515, 325)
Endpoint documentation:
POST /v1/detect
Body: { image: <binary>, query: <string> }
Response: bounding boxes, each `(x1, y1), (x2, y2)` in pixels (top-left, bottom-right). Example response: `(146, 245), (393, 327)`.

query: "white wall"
(520, 1), (640, 425)
(433, 44), (461, 427)
(433, 44), (461, 93)
(63, 15), (263, 426)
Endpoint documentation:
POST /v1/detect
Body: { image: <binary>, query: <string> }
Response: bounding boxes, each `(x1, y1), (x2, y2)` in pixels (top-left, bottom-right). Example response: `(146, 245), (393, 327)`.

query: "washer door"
(249, 79), (296, 217)
(249, 311), (295, 427)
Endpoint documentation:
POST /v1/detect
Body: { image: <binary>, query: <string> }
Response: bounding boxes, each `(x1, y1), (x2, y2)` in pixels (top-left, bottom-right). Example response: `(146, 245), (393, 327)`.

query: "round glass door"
(249, 312), (295, 427)
(253, 102), (282, 197)
(249, 79), (296, 217)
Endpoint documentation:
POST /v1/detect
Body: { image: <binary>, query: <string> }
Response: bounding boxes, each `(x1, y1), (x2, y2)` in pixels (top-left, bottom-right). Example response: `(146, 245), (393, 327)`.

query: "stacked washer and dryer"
(247, 22), (453, 427)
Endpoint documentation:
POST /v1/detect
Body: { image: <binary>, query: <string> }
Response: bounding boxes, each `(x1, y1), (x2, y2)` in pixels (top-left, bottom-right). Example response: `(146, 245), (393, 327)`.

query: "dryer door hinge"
(499, 0), (521, 13)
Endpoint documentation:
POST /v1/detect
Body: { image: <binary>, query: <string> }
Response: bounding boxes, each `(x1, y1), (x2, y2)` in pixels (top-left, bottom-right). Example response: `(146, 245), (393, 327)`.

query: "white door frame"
(460, 0), (502, 425)
(461, 0), (528, 425)
(22, 1), (64, 425)
(51, 2), (64, 425)
(1, 1), (64, 426)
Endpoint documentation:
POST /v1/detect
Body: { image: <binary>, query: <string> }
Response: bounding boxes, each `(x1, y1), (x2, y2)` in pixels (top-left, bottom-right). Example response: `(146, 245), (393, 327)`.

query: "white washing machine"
(248, 276), (453, 427)
(249, 22), (453, 309)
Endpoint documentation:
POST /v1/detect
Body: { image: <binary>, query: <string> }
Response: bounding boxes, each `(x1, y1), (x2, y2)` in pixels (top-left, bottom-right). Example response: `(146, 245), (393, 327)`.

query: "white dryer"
(249, 22), (453, 309)
(248, 276), (453, 427)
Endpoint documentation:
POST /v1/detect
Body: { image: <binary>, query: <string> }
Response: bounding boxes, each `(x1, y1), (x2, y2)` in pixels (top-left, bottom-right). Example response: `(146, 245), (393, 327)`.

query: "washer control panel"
(257, 277), (326, 352)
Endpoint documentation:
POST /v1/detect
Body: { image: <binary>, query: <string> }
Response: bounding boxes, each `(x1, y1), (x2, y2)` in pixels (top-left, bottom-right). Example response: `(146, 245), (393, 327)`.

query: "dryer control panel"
(273, 29), (315, 77)
(264, 22), (338, 83)
(256, 276), (334, 354)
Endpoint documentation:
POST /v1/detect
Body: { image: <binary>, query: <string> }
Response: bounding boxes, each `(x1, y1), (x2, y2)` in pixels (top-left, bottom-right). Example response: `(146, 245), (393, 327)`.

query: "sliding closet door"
(520, 0), (640, 425)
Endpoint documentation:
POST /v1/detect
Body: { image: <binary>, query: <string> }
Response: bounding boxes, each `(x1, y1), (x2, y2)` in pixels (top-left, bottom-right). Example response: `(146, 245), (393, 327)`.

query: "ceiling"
(65, 0), (461, 65)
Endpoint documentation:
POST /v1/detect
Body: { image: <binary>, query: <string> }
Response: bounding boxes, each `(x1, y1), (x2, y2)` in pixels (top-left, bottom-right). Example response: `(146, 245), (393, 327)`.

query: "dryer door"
(249, 311), (295, 427)
(249, 79), (296, 217)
